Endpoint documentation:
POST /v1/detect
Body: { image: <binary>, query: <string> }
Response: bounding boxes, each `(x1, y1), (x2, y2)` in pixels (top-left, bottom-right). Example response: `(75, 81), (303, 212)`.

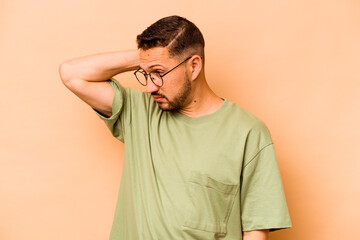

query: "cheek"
(160, 80), (175, 94)
(159, 86), (172, 99)
(160, 73), (184, 96)
(165, 75), (182, 89)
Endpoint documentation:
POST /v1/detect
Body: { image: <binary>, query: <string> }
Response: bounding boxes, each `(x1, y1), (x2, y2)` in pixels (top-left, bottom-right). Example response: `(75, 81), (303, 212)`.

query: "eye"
(152, 70), (164, 75)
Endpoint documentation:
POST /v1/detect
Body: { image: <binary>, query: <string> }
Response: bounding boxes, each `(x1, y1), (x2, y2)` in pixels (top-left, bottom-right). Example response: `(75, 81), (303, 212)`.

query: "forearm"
(243, 230), (269, 240)
(59, 49), (140, 83)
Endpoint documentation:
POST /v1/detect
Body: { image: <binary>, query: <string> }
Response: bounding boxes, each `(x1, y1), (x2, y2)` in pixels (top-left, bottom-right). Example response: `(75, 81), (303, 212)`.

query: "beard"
(152, 74), (191, 111)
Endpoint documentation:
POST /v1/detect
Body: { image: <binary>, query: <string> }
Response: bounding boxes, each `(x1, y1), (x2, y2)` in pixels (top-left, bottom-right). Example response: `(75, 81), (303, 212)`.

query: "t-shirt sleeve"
(92, 78), (130, 142)
(240, 124), (292, 232)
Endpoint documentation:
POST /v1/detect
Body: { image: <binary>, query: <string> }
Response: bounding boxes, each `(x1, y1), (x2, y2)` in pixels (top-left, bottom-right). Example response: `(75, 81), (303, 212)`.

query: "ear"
(188, 55), (203, 81)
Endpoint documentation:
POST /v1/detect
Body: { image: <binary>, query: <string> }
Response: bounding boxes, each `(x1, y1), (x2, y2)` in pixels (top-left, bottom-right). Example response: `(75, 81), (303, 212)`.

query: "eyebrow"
(148, 64), (165, 69)
(139, 64), (166, 72)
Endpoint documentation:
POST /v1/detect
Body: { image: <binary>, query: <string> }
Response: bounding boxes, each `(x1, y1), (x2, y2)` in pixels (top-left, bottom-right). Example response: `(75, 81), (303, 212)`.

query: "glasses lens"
(135, 71), (147, 86)
(150, 72), (163, 87)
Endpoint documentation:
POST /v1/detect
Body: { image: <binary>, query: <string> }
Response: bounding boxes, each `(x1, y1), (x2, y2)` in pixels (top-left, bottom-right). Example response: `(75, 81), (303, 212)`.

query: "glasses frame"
(134, 56), (192, 87)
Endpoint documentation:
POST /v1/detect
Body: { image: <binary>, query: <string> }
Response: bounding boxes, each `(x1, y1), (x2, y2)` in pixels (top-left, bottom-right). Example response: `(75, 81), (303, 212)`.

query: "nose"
(146, 77), (160, 94)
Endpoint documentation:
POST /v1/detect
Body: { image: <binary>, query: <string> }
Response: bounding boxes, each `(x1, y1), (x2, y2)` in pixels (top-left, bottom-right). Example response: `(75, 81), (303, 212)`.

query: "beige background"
(1, 0), (360, 239)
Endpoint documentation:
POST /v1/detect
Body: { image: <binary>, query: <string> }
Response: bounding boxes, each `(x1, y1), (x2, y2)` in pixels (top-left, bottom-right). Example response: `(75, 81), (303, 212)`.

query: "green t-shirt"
(94, 78), (291, 240)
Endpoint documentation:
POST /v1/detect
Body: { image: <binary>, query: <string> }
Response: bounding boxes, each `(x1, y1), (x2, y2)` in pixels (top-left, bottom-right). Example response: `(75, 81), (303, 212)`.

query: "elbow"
(59, 61), (75, 86)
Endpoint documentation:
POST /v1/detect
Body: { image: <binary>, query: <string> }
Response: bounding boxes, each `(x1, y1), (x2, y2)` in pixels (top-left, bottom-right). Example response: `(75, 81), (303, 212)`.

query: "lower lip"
(154, 97), (165, 102)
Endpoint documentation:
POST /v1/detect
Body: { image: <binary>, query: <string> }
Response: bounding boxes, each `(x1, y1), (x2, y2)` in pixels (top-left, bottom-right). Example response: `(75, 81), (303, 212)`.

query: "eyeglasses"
(134, 56), (191, 87)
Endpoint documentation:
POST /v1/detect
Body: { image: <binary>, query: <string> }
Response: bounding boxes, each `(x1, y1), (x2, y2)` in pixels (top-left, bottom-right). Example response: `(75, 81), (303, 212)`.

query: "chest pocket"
(182, 172), (239, 235)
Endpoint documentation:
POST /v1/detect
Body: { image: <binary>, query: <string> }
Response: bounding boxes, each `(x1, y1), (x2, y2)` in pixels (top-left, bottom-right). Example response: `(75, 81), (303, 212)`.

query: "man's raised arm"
(59, 50), (139, 117)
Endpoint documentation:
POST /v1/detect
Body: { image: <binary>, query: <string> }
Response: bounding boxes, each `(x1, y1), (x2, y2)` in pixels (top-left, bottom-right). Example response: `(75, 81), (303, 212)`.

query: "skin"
(243, 230), (269, 240)
(59, 50), (140, 117)
(139, 47), (224, 117)
(139, 48), (192, 111)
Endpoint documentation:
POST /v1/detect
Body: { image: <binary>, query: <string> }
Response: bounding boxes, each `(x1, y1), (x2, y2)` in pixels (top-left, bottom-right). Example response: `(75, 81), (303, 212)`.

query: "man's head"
(136, 15), (205, 61)
(135, 16), (205, 111)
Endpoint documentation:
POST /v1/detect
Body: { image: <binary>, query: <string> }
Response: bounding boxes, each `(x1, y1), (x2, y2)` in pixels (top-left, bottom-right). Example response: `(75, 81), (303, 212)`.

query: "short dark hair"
(136, 15), (205, 59)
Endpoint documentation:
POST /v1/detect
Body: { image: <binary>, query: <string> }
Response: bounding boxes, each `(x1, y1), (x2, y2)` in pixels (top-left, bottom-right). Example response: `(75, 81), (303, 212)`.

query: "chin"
(158, 104), (172, 111)
(157, 102), (177, 111)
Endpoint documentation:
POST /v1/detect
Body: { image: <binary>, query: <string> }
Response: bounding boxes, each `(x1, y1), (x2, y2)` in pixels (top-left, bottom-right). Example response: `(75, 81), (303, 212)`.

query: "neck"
(177, 76), (224, 118)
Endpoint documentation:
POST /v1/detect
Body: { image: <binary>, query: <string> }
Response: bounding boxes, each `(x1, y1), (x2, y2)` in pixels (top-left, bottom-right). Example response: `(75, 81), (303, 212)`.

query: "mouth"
(152, 94), (166, 103)
(153, 96), (165, 102)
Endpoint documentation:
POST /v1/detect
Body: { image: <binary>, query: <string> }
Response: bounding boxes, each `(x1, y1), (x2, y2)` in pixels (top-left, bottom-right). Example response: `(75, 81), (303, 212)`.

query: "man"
(59, 15), (291, 240)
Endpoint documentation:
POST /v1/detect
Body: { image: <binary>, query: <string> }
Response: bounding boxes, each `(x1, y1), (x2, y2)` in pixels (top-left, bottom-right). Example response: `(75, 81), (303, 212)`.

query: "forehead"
(139, 47), (175, 70)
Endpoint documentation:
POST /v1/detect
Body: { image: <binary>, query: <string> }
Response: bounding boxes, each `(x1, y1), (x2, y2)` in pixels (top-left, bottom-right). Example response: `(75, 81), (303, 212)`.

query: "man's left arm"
(243, 229), (269, 240)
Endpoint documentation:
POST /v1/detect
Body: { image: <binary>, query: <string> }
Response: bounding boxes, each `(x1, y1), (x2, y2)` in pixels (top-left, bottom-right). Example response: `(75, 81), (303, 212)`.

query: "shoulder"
(222, 99), (273, 150)
(224, 99), (270, 132)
